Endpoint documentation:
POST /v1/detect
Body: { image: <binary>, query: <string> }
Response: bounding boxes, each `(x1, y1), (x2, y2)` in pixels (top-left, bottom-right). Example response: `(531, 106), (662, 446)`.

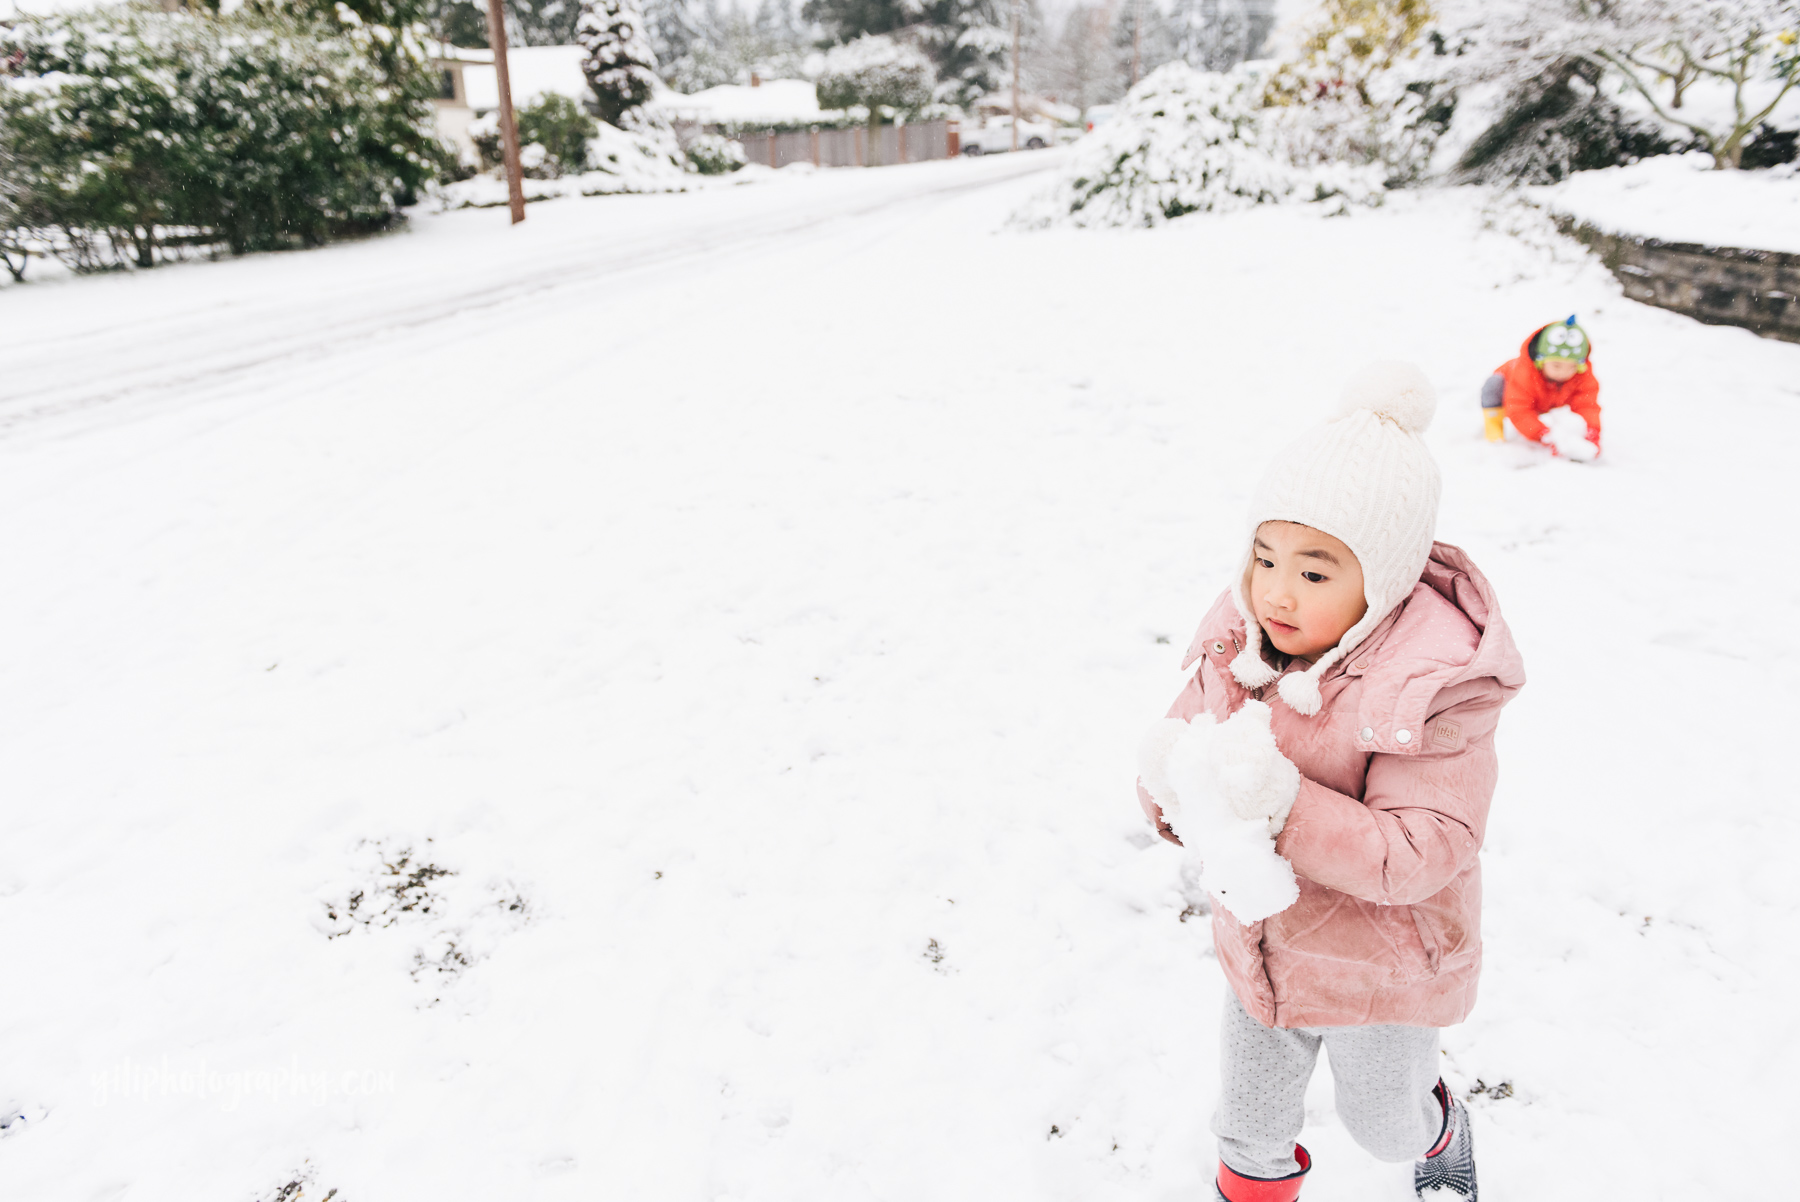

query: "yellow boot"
(1483, 410), (1505, 442)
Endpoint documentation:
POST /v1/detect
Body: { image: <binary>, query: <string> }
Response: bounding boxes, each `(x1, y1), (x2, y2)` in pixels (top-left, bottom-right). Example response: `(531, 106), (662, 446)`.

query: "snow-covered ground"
(1, 160), (1796, 1201)
(1532, 151), (1800, 252)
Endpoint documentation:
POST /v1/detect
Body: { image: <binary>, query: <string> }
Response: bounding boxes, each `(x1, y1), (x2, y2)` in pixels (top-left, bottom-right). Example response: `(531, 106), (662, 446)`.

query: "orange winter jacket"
(1496, 326), (1601, 442)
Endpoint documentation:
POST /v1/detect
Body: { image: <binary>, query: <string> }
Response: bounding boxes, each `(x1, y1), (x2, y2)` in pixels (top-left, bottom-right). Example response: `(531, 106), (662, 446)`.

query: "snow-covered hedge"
(1014, 63), (1383, 230)
(815, 35), (936, 117)
(471, 93), (600, 179)
(683, 134), (747, 175)
(437, 112), (694, 209)
(0, 4), (441, 268)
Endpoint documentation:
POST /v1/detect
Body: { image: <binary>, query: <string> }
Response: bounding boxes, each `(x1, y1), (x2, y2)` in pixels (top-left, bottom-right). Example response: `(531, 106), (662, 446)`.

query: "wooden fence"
(736, 120), (957, 169)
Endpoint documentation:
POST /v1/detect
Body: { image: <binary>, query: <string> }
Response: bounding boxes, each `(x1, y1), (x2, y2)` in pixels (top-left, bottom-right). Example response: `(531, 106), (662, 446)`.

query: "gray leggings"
(1212, 989), (1443, 1179)
(1480, 373), (1506, 409)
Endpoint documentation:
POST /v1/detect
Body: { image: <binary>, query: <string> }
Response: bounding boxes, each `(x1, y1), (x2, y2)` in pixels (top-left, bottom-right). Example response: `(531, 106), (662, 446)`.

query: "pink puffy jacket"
(1141, 543), (1526, 1028)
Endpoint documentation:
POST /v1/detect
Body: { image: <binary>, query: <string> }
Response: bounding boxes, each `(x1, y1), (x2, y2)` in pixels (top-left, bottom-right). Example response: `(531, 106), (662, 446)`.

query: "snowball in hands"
(1540, 407), (1598, 461)
(1137, 701), (1301, 922)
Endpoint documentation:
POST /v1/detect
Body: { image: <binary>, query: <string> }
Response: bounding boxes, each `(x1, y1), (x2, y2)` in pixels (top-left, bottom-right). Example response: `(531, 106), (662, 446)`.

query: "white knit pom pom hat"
(1229, 361), (1443, 716)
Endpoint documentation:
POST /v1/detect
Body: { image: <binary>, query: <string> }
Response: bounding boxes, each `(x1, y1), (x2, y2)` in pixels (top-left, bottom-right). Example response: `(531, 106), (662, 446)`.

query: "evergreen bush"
(0, 3), (443, 270)
(1453, 58), (1679, 185)
(473, 93), (600, 176)
(684, 133), (746, 174)
(1014, 62), (1383, 229)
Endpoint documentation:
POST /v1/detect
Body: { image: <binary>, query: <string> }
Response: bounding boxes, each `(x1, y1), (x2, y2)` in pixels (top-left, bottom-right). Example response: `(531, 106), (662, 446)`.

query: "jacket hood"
(1188, 542), (1525, 739)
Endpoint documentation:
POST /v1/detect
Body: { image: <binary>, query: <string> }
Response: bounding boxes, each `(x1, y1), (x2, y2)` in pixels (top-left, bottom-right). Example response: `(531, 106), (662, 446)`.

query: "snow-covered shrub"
(1443, 0), (1800, 169)
(684, 133), (747, 175)
(471, 93), (599, 178)
(1015, 62), (1382, 230)
(1261, 0), (1453, 187)
(816, 34), (937, 115)
(578, 0), (660, 126)
(0, 4), (442, 267)
(438, 105), (693, 208)
(1741, 122), (1798, 169)
(1450, 58), (1680, 185)
(0, 104), (34, 282)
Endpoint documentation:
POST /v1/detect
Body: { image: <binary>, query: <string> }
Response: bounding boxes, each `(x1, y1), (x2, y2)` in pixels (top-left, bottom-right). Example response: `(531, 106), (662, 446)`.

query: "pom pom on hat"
(1333, 361), (1437, 433)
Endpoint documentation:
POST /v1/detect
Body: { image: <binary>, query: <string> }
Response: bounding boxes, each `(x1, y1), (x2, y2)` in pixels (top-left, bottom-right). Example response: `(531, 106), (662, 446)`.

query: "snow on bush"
(684, 133), (747, 175)
(437, 110), (699, 208)
(578, 0), (661, 126)
(1443, 0), (1800, 170)
(470, 93), (601, 179)
(1261, 0), (1454, 188)
(815, 35), (937, 116)
(0, 4), (442, 268)
(1015, 62), (1383, 230)
(1138, 701), (1301, 923)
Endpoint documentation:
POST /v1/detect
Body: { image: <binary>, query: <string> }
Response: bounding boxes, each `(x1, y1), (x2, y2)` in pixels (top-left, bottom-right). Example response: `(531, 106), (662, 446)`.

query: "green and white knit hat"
(1533, 317), (1590, 363)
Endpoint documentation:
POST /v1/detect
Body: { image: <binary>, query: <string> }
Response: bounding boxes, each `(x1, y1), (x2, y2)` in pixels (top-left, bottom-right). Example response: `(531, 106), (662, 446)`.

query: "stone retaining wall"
(1555, 216), (1800, 345)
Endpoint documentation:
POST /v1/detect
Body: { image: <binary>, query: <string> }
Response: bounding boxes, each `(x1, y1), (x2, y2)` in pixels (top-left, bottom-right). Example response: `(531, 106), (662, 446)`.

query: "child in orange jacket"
(1480, 317), (1602, 457)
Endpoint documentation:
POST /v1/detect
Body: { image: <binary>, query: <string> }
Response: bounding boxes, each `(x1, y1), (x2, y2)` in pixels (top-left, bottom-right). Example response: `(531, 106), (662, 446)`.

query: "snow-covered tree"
(804, 0), (1004, 105)
(578, 0), (661, 125)
(1034, 4), (1120, 113)
(424, 0), (586, 47)
(658, 0), (813, 91)
(0, 106), (34, 282)
(1447, 0), (1800, 168)
(1450, 56), (1677, 184)
(816, 34), (936, 159)
(1013, 61), (1381, 228)
(0, 3), (441, 267)
(1170, 0), (1265, 73)
(1110, 0), (1179, 92)
(1261, 0), (1450, 185)
(816, 34), (937, 112)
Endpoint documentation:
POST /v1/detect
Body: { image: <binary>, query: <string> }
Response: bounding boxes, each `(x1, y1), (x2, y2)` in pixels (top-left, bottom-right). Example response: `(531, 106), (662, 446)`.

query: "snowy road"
(1, 161), (1796, 1202)
(1, 153), (1054, 435)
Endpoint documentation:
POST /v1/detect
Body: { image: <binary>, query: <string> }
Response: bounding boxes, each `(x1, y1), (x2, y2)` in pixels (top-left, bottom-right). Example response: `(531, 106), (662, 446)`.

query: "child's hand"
(1136, 790), (1183, 845)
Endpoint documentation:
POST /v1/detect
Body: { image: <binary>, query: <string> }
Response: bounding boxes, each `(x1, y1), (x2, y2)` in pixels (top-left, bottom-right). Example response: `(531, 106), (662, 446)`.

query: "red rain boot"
(1216, 1145), (1311, 1202)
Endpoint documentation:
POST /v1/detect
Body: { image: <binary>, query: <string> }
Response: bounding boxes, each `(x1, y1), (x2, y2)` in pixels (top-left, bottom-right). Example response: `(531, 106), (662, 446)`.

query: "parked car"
(961, 115), (1056, 155)
(1083, 103), (1117, 133)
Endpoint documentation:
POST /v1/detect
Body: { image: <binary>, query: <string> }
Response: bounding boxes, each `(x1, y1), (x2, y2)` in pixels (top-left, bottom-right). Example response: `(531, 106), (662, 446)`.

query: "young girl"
(1137, 363), (1525, 1202)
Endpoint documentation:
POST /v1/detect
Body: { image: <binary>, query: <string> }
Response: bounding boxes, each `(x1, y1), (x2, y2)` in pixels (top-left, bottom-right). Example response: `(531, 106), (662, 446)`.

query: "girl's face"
(1540, 358), (1581, 382)
(1249, 521), (1368, 664)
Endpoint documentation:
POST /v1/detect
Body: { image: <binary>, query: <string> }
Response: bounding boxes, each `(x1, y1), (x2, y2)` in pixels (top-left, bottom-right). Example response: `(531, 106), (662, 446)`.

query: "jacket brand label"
(1433, 721), (1461, 748)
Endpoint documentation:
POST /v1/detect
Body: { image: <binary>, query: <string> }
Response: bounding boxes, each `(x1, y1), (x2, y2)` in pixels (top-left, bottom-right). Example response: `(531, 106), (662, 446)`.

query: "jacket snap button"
(1354, 660), (1370, 670)
(1359, 727), (1374, 741)
(1394, 729), (1412, 744)
(1212, 641), (1227, 654)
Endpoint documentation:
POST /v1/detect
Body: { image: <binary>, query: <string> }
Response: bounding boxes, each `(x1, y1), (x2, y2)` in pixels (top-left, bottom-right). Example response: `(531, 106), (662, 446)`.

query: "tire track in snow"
(0, 156), (1056, 440)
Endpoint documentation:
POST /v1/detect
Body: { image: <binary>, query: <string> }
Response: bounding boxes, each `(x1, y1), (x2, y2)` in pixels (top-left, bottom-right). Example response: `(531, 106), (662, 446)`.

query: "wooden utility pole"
(1131, 0), (1142, 88)
(484, 0), (527, 224)
(1010, 0), (1021, 153)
